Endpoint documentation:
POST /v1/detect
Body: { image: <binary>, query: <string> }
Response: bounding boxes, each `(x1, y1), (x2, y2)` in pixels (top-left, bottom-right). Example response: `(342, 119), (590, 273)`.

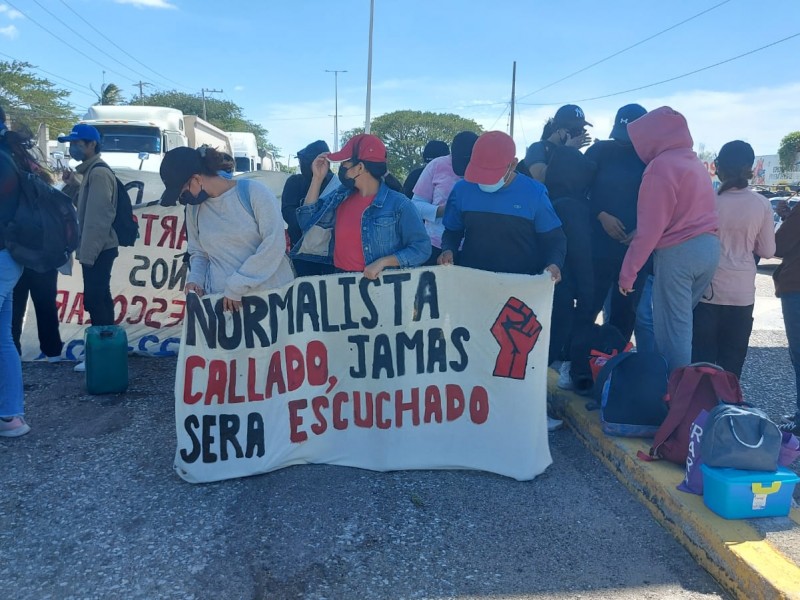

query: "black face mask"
(338, 164), (357, 190)
(299, 161), (313, 179)
(180, 188), (210, 206)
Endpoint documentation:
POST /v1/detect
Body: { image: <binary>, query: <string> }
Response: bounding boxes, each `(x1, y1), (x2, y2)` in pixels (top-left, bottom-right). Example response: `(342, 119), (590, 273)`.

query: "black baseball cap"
(159, 147), (203, 206)
(610, 104), (647, 142)
(423, 140), (449, 162)
(450, 131), (479, 177)
(553, 104), (592, 130)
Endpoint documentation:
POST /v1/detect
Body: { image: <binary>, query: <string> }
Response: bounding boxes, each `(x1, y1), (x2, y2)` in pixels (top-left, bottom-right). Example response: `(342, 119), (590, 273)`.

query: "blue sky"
(4, 0), (800, 162)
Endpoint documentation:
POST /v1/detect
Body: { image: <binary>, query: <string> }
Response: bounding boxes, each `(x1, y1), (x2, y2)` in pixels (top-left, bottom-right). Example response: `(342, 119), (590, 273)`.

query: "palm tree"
(95, 83), (123, 105)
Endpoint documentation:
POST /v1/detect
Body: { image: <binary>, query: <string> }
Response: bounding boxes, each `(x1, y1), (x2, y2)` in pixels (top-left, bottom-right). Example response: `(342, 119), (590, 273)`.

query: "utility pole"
(364, 0), (374, 134)
(135, 80), (151, 100)
(509, 61), (517, 137)
(201, 88), (223, 121)
(325, 69), (347, 151)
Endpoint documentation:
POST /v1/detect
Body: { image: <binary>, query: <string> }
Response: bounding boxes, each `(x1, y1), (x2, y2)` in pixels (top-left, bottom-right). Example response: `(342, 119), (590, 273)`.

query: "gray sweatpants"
(652, 233), (720, 373)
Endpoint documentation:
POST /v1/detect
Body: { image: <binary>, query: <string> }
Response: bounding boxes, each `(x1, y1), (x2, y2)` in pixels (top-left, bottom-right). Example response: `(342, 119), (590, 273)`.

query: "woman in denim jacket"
(291, 134), (430, 279)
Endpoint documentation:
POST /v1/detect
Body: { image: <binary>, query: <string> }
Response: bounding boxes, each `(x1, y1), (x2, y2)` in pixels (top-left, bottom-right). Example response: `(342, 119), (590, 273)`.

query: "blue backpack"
(592, 351), (669, 437)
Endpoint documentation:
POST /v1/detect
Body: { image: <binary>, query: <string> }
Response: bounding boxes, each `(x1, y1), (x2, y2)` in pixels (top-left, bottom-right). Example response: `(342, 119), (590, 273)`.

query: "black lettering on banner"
(383, 272), (411, 326)
(396, 330), (424, 376)
(242, 296), (270, 349)
(186, 293), (216, 348)
(217, 299), (242, 350)
(129, 255), (149, 287)
(168, 258), (188, 290)
(358, 277), (379, 329)
(245, 413), (265, 458)
(449, 327), (471, 372)
(219, 414), (244, 460)
(413, 270), (440, 321)
(180, 415), (201, 462)
(372, 334), (395, 379)
(151, 258), (169, 289)
(318, 281), (340, 333)
(269, 287), (294, 344)
(202, 415), (218, 463)
(338, 276), (360, 331)
(426, 328), (447, 373)
(296, 281), (320, 333)
(348, 334), (369, 378)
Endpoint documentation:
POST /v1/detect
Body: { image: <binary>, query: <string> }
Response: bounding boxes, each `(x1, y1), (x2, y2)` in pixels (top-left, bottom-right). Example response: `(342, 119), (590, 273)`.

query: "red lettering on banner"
(353, 391), (374, 427)
(395, 387), (420, 427)
(288, 399), (308, 442)
(127, 295), (147, 324)
(144, 298), (168, 328)
(165, 298), (186, 328)
(446, 384), (465, 421)
(375, 391), (391, 429)
(206, 359), (227, 405)
(306, 341), (328, 386)
(285, 345), (305, 392)
(158, 215), (178, 248)
(469, 386), (489, 424)
(141, 213), (159, 245)
(424, 386), (443, 423)
(333, 391), (349, 429)
(311, 396), (328, 435)
(228, 360), (245, 404)
(184, 356), (205, 404)
(247, 358), (264, 402)
(177, 223), (187, 249)
(265, 350), (287, 399)
(113, 295), (127, 325)
(66, 292), (86, 325)
(56, 290), (69, 321)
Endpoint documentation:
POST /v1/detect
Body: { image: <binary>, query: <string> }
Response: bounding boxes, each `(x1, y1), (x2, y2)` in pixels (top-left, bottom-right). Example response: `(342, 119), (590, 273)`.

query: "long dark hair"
(716, 140), (755, 195)
(0, 106), (53, 184)
(197, 145), (235, 176)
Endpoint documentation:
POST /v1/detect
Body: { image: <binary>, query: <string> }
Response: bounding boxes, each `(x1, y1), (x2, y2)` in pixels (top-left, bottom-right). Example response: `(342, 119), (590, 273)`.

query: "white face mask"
(479, 173), (507, 193)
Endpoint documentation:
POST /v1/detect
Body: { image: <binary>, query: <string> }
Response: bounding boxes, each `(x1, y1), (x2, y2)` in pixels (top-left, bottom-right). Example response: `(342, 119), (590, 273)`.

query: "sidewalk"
(548, 371), (800, 600)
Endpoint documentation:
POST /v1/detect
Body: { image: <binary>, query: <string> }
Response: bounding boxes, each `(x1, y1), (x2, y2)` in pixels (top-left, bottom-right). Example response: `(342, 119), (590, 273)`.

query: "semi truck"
(77, 105), (233, 172)
(227, 131), (260, 173)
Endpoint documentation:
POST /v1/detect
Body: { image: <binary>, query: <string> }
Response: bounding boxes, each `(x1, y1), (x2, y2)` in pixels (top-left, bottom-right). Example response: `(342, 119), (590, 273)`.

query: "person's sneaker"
(73, 361), (86, 373)
(547, 416), (563, 432)
(46, 355), (62, 364)
(0, 416), (31, 437)
(557, 361), (573, 390)
(779, 420), (799, 435)
(781, 414), (799, 424)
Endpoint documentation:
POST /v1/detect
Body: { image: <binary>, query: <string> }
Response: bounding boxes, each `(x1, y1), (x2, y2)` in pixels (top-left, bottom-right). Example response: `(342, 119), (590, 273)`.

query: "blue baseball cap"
(58, 123), (101, 143)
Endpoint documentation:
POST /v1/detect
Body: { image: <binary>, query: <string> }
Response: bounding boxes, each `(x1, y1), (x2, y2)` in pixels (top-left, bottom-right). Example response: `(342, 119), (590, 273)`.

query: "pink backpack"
(640, 363), (744, 465)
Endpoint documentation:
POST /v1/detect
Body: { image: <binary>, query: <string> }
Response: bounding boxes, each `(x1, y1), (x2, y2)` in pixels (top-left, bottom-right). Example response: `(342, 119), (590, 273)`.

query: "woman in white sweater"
(159, 146), (294, 311)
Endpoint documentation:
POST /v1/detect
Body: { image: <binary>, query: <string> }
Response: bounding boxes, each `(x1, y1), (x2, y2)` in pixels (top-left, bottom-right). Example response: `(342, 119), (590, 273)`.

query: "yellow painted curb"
(548, 371), (800, 600)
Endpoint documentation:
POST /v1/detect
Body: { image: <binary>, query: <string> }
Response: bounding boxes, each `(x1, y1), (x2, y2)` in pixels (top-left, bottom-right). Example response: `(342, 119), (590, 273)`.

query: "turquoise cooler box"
(701, 465), (799, 519)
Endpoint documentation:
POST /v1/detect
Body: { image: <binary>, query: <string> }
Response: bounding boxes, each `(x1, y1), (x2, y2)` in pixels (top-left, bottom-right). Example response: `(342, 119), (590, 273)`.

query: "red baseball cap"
(327, 133), (387, 163)
(465, 131), (516, 185)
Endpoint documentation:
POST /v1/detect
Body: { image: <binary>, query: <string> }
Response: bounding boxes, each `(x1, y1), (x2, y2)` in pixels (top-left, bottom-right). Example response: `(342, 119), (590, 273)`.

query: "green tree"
(96, 82), (124, 106)
(778, 131), (800, 174)
(129, 90), (278, 157)
(0, 60), (75, 135)
(342, 110), (483, 180)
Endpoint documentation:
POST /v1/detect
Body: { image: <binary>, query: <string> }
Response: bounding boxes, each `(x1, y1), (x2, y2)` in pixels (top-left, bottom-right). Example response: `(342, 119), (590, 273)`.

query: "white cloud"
(0, 5), (23, 19)
(0, 24), (17, 39)
(114, 0), (177, 9)
(233, 85), (245, 92)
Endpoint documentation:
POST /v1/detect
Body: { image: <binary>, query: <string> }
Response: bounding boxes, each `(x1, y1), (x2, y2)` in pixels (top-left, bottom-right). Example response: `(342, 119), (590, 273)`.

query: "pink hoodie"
(619, 107), (718, 289)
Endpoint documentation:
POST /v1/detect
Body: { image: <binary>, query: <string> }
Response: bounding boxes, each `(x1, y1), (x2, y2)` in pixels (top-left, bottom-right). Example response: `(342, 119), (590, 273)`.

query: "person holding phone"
(526, 104), (592, 184)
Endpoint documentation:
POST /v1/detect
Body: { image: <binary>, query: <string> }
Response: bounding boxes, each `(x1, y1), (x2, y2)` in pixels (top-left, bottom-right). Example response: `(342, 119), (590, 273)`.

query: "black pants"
(423, 246), (442, 267)
(691, 302), (754, 378)
(82, 248), (118, 326)
(591, 254), (648, 342)
(11, 268), (63, 357)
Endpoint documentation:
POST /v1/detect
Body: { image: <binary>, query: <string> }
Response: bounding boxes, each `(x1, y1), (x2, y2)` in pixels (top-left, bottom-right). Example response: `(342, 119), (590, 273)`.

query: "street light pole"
(325, 69), (347, 151)
(364, 0), (374, 134)
(201, 88), (223, 121)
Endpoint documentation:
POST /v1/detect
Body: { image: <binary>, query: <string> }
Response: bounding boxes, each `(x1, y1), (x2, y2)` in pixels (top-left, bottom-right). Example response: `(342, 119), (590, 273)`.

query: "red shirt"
(333, 193), (375, 271)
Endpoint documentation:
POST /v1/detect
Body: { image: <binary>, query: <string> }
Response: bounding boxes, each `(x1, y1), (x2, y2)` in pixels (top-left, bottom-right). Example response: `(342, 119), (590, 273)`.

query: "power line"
(0, 51), (96, 100)
(516, 0), (734, 102)
(5, 1), (136, 85)
(55, 0), (189, 91)
(517, 31), (800, 107)
(489, 103), (509, 130)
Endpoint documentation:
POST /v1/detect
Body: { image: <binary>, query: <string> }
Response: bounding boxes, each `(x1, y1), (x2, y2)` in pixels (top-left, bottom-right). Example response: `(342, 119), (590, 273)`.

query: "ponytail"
(717, 165), (752, 195)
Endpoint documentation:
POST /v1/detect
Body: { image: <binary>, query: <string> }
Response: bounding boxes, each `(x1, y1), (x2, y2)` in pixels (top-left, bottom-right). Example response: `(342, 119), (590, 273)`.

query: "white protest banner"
(174, 266), (555, 483)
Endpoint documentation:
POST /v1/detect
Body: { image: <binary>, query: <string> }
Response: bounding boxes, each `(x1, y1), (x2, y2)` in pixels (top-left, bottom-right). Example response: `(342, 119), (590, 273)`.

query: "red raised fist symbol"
(490, 297), (542, 379)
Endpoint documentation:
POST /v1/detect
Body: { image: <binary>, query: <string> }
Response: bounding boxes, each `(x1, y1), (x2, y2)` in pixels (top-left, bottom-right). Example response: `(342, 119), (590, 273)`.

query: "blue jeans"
(781, 292), (800, 421)
(635, 275), (656, 353)
(0, 249), (24, 417)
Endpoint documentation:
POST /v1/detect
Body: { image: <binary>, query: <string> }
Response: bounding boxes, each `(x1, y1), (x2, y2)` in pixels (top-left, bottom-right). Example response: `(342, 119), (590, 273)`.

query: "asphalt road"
(4, 263), (791, 600)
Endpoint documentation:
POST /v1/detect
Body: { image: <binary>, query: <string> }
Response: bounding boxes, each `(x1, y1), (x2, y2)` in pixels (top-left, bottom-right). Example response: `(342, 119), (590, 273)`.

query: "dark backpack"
(88, 162), (139, 246)
(1, 158), (79, 272)
(641, 363), (744, 465)
(592, 351), (669, 437)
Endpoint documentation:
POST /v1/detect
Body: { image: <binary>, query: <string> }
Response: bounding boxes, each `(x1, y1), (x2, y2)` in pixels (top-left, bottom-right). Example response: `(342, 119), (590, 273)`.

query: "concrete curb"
(548, 371), (800, 600)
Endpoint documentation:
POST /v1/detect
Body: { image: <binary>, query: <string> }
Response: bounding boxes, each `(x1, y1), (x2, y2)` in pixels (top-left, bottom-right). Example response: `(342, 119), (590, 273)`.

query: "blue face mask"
(217, 170), (233, 180)
(69, 144), (86, 162)
(479, 175), (507, 193)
